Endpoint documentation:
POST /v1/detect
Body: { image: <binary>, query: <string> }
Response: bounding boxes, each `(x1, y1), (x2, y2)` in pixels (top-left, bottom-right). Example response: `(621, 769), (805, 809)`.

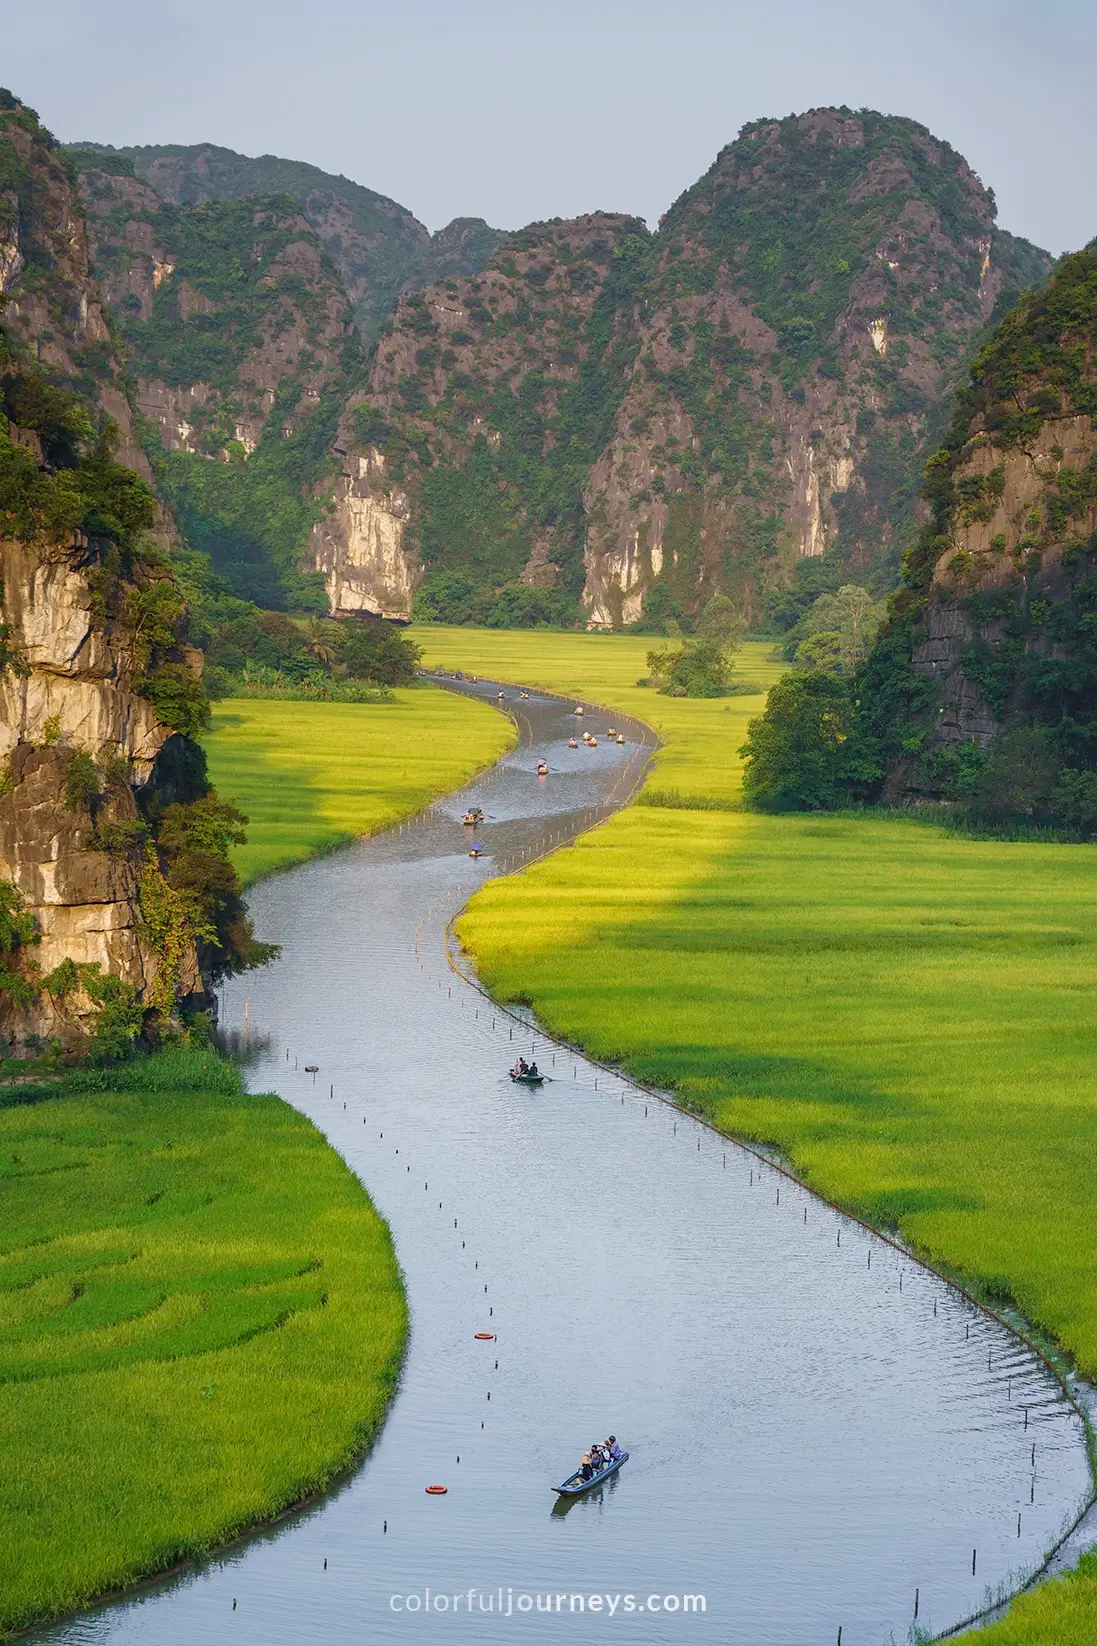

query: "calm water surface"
(40, 684), (1094, 1646)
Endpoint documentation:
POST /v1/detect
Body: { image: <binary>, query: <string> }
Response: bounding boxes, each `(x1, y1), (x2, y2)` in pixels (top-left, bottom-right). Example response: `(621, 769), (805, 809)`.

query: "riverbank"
(0, 1045), (406, 1640)
(205, 685), (516, 885)
(412, 627), (1097, 1643)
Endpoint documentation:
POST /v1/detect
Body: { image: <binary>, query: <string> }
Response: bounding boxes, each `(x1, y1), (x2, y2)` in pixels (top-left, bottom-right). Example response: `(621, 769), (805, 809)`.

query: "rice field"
(0, 1047), (406, 1637)
(416, 626), (1097, 1644)
(413, 627), (784, 801)
(205, 684), (515, 884)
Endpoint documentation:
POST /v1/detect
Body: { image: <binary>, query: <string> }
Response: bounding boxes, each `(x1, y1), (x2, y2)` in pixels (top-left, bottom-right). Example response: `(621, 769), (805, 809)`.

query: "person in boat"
(606, 1436), (623, 1462)
(528, 1061), (539, 1078)
(579, 1454), (594, 1482)
(568, 738), (578, 749)
(589, 1442), (605, 1472)
(513, 1057), (529, 1077)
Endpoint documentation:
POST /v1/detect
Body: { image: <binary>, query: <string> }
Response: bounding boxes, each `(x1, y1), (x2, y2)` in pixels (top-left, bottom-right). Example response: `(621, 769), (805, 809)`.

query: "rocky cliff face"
(0, 94), (250, 1050)
(0, 539), (204, 1045)
(68, 142), (507, 345)
(857, 248), (1097, 802)
(338, 212), (649, 621)
(355, 109), (1052, 627)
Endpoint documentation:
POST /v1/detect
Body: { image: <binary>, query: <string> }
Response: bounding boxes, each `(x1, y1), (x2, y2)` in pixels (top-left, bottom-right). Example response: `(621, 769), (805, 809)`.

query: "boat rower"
(606, 1435), (623, 1462)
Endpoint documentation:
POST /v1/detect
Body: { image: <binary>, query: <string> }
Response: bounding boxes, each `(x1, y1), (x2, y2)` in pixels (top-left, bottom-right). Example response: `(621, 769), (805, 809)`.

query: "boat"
(468, 842), (484, 858)
(574, 705), (584, 715)
(553, 1450), (629, 1496)
(509, 1070), (545, 1086)
(607, 727), (616, 736)
(616, 735), (625, 745)
(463, 808), (484, 825)
(537, 761), (548, 776)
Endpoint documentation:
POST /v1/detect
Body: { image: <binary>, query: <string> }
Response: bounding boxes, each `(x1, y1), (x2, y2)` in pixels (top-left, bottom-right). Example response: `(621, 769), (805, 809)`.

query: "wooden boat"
(554, 1451), (629, 1496)
(509, 1070), (545, 1086)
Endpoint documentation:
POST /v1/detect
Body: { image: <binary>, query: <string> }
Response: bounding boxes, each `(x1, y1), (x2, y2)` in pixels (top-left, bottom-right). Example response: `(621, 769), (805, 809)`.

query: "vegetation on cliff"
(66, 141), (506, 344)
(741, 248), (1097, 831)
(367, 110), (1053, 631)
(0, 92), (272, 1048)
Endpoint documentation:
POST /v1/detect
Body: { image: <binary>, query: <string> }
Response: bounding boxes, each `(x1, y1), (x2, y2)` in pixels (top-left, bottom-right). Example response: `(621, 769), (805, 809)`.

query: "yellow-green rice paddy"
(205, 685), (515, 884)
(0, 1048), (406, 1637)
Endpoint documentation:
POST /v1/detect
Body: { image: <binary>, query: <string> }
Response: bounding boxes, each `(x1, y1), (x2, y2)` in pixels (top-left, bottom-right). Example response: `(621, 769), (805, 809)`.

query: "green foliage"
(0, 880), (38, 1011)
(63, 749), (101, 814)
(152, 795), (277, 984)
(697, 594), (746, 646)
(782, 584), (887, 673)
(340, 619), (420, 684)
(647, 637), (735, 697)
(740, 670), (877, 809)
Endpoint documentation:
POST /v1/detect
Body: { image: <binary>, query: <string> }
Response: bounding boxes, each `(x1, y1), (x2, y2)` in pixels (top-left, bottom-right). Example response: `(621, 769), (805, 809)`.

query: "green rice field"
(0, 1047), (406, 1637)
(414, 626), (1097, 1644)
(205, 684), (515, 884)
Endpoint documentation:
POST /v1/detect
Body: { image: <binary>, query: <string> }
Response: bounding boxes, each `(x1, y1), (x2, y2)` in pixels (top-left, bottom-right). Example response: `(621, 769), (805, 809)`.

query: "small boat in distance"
(554, 1450), (629, 1496)
(463, 808), (484, 825)
(568, 738), (579, 749)
(537, 761), (548, 776)
(509, 1070), (545, 1086)
(468, 842), (484, 858)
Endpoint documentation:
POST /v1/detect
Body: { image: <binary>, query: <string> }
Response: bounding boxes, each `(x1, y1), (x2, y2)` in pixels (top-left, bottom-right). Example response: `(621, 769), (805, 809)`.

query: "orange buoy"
(474, 1332), (496, 1340)
(425, 1485), (448, 1495)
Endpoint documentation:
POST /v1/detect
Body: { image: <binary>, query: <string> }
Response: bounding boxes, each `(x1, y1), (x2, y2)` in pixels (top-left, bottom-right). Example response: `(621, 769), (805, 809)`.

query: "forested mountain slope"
(61, 111), (1055, 631)
(347, 109), (1051, 627)
(859, 246), (1097, 823)
(68, 142), (507, 344)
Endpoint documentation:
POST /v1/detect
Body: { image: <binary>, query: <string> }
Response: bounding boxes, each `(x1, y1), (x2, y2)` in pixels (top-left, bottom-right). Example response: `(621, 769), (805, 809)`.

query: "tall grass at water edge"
(0, 1045), (407, 1637)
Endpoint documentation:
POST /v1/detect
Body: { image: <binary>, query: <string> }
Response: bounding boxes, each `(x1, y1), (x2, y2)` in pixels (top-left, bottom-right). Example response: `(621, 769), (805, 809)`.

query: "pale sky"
(6, 0), (1096, 253)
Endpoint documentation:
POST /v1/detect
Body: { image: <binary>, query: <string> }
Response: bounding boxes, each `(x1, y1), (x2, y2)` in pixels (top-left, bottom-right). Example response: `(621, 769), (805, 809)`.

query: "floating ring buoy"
(426, 1485), (448, 1495)
(474, 1332), (495, 1340)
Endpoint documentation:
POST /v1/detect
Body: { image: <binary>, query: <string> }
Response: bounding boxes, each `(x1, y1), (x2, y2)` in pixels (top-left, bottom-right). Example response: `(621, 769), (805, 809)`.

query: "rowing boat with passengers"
(554, 1449), (629, 1496)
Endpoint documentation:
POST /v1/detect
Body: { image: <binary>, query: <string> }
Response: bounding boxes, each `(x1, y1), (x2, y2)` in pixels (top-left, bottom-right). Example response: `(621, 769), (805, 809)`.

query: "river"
(39, 683), (1094, 1646)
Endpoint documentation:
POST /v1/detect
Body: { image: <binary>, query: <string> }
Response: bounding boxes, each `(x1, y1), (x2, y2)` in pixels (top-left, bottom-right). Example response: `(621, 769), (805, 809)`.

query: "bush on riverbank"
(0, 1043), (407, 1637)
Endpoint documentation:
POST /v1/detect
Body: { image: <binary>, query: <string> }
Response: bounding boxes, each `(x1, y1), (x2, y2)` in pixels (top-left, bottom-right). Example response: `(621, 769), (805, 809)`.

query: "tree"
(647, 638), (732, 697)
(740, 671), (855, 810)
(340, 619), (421, 685)
(785, 584), (887, 674)
(697, 594), (746, 648)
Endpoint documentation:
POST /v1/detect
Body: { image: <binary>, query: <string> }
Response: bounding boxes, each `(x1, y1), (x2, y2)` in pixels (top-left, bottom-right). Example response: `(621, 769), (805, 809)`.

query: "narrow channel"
(42, 683), (1093, 1646)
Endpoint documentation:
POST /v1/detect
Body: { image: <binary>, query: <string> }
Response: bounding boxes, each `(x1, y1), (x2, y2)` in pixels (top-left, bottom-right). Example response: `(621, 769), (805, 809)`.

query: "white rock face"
(307, 453), (420, 619)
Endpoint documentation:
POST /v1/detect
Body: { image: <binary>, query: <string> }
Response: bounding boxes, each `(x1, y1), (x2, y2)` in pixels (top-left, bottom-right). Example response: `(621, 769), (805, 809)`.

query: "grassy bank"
(205, 685), (515, 884)
(414, 627), (1097, 1644)
(0, 1046), (406, 1638)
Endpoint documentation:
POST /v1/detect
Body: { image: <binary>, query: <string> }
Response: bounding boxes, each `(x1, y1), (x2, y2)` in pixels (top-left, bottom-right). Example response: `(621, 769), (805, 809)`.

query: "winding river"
(39, 683), (1094, 1646)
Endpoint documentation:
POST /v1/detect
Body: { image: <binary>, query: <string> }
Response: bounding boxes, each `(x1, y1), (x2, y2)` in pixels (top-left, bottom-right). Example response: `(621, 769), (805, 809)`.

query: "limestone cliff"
(0, 93), (264, 1050)
(307, 447), (418, 619)
(857, 248), (1097, 805)
(354, 109), (1052, 628)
